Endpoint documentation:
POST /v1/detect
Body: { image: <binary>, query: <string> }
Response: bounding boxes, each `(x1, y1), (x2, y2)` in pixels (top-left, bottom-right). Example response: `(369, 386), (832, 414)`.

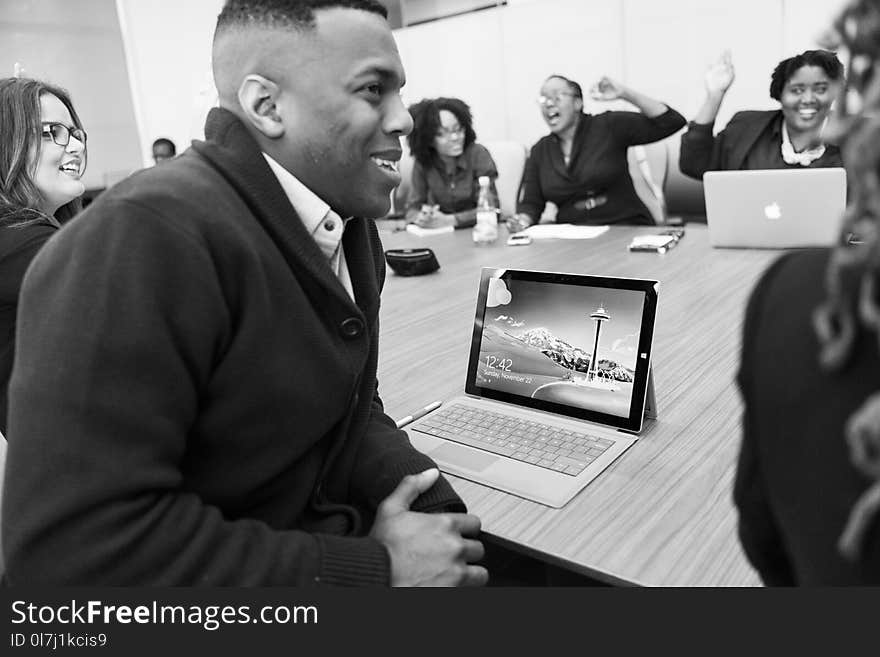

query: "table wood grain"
(376, 224), (778, 586)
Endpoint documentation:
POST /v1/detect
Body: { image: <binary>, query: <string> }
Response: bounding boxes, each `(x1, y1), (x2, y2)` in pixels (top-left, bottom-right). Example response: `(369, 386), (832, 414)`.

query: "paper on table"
(405, 224), (455, 237)
(523, 224), (609, 239)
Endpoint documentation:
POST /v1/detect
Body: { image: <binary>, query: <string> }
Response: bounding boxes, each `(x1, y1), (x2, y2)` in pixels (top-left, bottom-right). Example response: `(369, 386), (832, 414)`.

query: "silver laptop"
(407, 268), (659, 508)
(704, 168), (846, 248)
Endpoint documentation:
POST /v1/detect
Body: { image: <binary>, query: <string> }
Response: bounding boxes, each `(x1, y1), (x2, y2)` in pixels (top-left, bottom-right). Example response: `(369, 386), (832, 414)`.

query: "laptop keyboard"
(411, 403), (614, 476)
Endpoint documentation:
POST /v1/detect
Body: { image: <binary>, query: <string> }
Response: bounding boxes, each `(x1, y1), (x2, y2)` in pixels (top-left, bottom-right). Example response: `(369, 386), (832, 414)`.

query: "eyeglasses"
(435, 125), (465, 139)
(41, 122), (87, 147)
(536, 92), (575, 107)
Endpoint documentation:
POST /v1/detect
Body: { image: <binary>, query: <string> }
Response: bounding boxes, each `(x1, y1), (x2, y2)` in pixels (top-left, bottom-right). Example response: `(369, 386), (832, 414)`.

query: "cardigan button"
(340, 317), (364, 339)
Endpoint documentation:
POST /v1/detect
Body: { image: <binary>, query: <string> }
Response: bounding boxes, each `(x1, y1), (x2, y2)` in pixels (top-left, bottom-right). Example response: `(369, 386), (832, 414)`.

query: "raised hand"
(370, 469), (488, 587)
(590, 76), (627, 102)
(705, 50), (735, 98)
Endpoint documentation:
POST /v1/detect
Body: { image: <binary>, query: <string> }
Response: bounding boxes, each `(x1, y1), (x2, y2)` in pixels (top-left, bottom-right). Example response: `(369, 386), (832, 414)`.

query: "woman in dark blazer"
(735, 3), (880, 584)
(680, 49), (844, 179)
(0, 77), (86, 433)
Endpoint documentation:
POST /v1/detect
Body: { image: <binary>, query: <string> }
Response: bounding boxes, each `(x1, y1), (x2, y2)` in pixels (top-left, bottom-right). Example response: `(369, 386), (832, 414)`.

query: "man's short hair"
(215, 0), (387, 35)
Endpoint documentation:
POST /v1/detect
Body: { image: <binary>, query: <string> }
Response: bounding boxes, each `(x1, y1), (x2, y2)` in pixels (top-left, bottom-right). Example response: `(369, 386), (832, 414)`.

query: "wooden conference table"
(376, 224), (777, 587)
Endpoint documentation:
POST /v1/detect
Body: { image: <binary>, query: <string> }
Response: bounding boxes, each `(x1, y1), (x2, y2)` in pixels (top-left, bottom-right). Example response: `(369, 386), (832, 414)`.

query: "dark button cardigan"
(3, 108), (464, 586)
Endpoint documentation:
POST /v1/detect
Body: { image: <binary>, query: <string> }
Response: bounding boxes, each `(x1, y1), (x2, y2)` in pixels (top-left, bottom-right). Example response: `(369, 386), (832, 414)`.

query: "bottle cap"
(478, 175), (490, 186)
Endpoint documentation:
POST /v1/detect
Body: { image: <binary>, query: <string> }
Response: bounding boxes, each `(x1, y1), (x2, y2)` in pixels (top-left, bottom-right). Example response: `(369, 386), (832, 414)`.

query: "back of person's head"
(151, 137), (176, 163)
(814, 0), (880, 563)
(406, 97), (477, 166)
(0, 77), (85, 226)
(769, 49), (844, 101)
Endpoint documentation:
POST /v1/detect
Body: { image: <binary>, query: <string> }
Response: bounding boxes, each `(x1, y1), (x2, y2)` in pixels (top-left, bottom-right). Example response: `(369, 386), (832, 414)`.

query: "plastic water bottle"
(473, 176), (499, 245)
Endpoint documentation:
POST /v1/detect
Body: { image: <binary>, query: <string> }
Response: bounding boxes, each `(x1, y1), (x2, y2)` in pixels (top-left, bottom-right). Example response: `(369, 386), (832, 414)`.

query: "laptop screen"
(465, 268), (658, 432)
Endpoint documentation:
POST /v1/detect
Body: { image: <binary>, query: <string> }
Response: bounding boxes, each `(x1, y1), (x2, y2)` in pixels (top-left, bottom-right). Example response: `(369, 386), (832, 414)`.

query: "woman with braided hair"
(679, 48), (845, 180)
(734, 0), (880, 585)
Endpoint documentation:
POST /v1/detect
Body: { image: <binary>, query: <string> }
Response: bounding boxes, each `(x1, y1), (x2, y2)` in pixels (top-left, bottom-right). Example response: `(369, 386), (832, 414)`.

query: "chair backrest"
(627, 140), (669, 225)
(481, 140), (528, 218)
(664, 130), (708, 222)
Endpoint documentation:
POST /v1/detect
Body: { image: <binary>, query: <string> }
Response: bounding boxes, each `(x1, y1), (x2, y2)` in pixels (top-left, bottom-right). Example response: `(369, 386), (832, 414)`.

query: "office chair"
(481, 140), (529, 218)
(628, 141), (668, 224)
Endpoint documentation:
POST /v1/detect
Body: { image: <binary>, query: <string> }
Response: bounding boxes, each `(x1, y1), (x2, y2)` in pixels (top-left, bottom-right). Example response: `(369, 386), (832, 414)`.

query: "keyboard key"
(412, 403), (617, 478)
(555, 455), (589, 470)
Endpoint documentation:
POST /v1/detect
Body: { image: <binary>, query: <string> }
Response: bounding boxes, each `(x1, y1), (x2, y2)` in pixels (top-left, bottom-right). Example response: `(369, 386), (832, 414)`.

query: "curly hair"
(813, 0), (880, 561)
(406, 97), (477, 167)
(769, 49), (844, 101)
(0, 77), (86, 228)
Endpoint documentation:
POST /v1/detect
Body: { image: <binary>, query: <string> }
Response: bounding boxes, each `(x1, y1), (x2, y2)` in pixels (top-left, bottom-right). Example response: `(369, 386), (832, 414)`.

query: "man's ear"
(238, 74), (284, 139)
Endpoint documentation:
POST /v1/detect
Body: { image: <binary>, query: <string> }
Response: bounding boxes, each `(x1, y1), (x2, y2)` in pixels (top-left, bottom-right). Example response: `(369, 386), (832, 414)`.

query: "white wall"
(393, 0), (850, 148)
(0, 0), (142, 189)
(113, 0), (849, 169)
(397, 9), (509, 140)
(115, 0), (223, 167)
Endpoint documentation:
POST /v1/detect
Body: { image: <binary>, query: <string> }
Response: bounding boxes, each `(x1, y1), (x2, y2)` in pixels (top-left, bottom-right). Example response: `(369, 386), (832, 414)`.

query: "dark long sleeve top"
(736, 249), (880, 585)
(405, 142), (498, 228)
(679, 110), (843, 180)
(3, 108), (464, 586)
(0, 220), (56, 434)
(517, 107), (686, 226)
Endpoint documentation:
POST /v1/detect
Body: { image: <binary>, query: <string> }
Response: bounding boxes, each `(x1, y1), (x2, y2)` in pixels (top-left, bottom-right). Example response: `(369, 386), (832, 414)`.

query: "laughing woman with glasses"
(508, 74), (685, 232)
(0, 77), (86, 433)
(405, 97), (498, 229)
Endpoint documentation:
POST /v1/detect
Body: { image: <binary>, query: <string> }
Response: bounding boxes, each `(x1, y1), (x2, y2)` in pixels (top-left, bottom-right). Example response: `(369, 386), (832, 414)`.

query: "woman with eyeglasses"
(0, 77), (86, 433)
(679, 49), (844, 180)
(507, 75), (685, 232)
(405, 97), (498, 229)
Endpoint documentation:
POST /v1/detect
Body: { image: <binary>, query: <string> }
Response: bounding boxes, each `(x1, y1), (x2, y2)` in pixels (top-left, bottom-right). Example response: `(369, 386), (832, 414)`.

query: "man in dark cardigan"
(2, 0), (487, 586)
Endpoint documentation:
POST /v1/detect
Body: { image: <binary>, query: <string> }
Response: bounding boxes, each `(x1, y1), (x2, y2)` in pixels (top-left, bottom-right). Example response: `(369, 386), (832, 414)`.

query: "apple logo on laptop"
(764, 202), (782, 220)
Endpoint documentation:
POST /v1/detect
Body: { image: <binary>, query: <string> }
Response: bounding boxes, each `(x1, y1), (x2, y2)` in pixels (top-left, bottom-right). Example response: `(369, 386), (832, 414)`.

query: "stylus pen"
(395, 400), (442, 429)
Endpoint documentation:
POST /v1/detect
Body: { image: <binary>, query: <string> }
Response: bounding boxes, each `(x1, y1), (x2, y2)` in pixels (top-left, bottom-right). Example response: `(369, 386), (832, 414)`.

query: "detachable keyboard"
(411, 403), (614, 476)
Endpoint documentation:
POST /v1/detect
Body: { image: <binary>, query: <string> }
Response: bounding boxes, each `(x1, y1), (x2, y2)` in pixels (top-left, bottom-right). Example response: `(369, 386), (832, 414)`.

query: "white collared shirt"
(780, 120), (827, 167)
(262, 153), (354, 300)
